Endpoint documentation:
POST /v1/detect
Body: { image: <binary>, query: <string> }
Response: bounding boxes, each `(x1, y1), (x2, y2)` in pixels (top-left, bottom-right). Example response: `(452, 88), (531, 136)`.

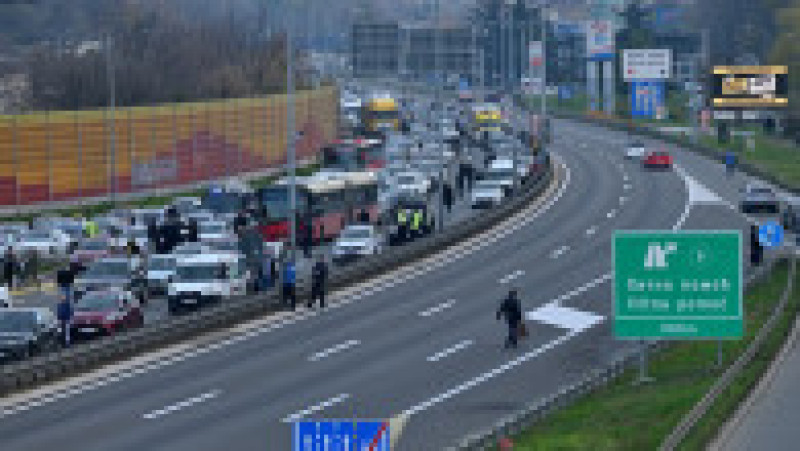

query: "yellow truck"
(362, 96), (400, 135)
(470, 104), (504, 137)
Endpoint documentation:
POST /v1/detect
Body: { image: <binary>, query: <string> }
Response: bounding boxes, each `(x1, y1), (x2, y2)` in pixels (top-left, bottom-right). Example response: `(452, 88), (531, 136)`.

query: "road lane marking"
(427, 340), (474, 362)
(499, 270), (525, 284)
(401, 331), (580, 417)
(0, 157), (573, 418)
(309, 340), (361, 362)
(586, 226), (598, 236)
(619, 196), (627, 204)
(549, 272), (613, 307)
(283, 393), (350, 423)
(419, 299), (457, 317)
(624, 184), (632, 190)
(550, 245), (570, 259)
(607, 209), (617, 219)
(142, 390), (221, 420)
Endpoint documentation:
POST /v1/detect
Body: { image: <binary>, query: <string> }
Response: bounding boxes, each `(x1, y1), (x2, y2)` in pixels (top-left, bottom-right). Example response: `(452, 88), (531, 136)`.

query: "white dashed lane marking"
(282, 393), (350, 423)
(550, 245), (571, 259)
(419, 299), (457, 317)
(308, 340), (361, 362)
(499, 270), (525, 284)
(586, 226), (598, 236)
(142, 390), (221, 420)
(427, 340), (474, 363)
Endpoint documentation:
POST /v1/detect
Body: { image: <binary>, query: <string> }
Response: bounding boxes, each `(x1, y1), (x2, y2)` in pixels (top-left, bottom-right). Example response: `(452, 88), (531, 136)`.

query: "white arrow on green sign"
(613, 231), (743, 339)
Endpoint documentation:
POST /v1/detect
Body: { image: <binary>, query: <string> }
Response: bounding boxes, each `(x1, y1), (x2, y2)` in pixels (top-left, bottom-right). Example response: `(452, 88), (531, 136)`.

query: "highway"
(0, 118), (764, 450)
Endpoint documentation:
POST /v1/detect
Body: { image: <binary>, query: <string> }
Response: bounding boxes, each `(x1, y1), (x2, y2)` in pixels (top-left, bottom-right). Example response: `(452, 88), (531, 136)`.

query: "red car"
(71, 290), (143, 339)
(642, 151), (673, 169)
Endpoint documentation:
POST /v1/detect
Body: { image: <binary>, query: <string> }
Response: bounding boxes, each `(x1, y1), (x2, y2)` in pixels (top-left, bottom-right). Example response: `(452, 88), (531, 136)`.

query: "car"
(0, 308), (60, 361)
(167, 253), (249, 314)
(0, 286), (11, 308)
(198, 220), (234, 243)
(73, 257), (146, 303)
(145, 254), (177, 296)
(172, 242), (214, 257)
(395, 171), (431, 199)
(332, 225), (384, 263)
(471, 180), (506, 208)
(70, 289), (143, 339)
(642, 150), (673, 169)
(15, 229), (71, 257)
(478, 168), (516, 196)
(740, 183), (780, 214)
(115, 224), (151, 250)
(71, 237), (115, 265)
(625, 141), (647, 160)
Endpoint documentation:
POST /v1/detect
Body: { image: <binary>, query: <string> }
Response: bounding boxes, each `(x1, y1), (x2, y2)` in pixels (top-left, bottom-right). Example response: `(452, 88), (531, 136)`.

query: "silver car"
(740, 184), (780, 214)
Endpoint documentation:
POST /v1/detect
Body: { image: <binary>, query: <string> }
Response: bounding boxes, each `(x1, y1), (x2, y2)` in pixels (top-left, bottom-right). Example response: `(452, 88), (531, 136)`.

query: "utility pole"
(434, 0), (445, 232)
(541, 5), (547, 129)
(287, 1), (297, 263)
(106, 34), (117, 208)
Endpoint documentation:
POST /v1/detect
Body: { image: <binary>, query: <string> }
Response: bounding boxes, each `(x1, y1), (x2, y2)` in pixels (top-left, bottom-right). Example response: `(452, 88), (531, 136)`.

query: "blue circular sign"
(758, 221), (784, 248)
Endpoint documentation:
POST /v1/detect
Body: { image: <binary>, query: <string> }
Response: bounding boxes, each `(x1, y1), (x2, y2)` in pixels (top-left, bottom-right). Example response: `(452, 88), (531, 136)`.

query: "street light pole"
(434, 0), (445, 232)
(287, 2), (297, 262)
(106, 34), (117, 208)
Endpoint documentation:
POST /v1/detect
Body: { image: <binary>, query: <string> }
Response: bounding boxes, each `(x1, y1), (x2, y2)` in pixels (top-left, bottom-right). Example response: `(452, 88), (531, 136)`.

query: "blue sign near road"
(758, 221), (784, 248)
(293, 420), (391, 450)
(630, 80), (665, 118)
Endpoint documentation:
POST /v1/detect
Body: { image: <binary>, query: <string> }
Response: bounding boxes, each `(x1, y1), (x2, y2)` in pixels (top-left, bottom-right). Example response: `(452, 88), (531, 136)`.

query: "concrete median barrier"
(0, 162), (556, 398)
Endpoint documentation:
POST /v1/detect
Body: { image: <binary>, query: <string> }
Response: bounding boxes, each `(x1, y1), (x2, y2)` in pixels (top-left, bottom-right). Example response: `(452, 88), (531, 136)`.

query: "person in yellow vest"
(396, 209), (408, 244)
(84, 218), (98, 239)
(411, 210), (422, 239)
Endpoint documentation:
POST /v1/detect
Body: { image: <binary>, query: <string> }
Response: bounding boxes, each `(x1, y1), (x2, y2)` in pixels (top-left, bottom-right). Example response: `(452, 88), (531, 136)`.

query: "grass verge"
(504, 261), (797, 451)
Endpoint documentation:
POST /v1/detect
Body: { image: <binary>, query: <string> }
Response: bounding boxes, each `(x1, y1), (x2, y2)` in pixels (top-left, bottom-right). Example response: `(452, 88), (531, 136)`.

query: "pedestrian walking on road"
(496, 289), (523, 349)
(443, 183), (453, 213)
(281, 257), (297, 311)
(3, 247), (15, 289)
(396, 208), (408, 244)
(56, 265), (75, 304)
(725, 150), (736, 177)
(309, 255), (329, 309)
(56, 295), (73, 348)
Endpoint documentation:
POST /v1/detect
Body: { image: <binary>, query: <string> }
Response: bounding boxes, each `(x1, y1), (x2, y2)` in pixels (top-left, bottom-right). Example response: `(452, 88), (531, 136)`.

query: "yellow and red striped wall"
(0, 87), (337, 206)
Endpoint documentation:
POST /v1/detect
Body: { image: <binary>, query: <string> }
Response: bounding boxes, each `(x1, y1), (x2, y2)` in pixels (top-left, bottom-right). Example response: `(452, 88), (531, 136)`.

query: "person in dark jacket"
(56, 266), (76, 304)
(3, 247), (15, 289)
(309, 255), (329, 309)
(56, 296), (74, 347)
(443, 183), (454, 213)
(496, 289), (523, 349)
(281, 257), (297, 311)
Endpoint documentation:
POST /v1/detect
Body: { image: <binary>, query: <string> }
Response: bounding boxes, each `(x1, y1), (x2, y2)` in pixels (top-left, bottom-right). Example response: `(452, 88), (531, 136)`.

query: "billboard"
(586, 20), (615, 60)
(712, 66), (789, 108)
(623, 49), (672, 81)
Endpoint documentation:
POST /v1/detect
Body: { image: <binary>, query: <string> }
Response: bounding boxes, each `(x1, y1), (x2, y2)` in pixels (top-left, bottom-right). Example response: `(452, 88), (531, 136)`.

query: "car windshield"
(78, 241), (108, 251)
(0, 311), (37, 332)
(148, 257), (176, 271)
(200, 223), (227, 234)
(84, 261), (130, 278)
(397, 176), (417, 185)
(483, 171), (513, 181)
(475, 181), (501, 190)
(750, 187), (773, 195)
(176, 264), (223, 281)
(75, 293), (120, 312)
(24, 232), (51, 241)
(341, 228), (371, 240)
(128, 228), (147, 238)
(208, 241), (239, 253)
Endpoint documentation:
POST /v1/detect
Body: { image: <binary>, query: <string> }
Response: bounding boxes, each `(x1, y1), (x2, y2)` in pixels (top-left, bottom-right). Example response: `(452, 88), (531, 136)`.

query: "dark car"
(71, 290), (143, 339)
(0, 308), (60, 361)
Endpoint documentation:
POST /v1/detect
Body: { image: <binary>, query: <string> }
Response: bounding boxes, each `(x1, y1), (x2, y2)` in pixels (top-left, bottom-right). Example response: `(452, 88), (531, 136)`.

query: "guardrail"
(552, 111), (799, 196)
(453, 259), (781, 451)
(0, 157), (556, 397)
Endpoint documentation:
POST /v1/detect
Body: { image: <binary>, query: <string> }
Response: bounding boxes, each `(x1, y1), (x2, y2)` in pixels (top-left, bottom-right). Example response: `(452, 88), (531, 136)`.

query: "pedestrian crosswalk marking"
(526, 304), (604, 333)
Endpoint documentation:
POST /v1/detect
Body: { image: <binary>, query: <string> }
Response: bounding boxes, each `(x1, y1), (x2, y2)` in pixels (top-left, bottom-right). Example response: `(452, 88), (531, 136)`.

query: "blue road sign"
(558, 86), (573, 100)
(758, 221), (784, 248)
(630, 80), (665, 118)
(293, 420), (391, 450)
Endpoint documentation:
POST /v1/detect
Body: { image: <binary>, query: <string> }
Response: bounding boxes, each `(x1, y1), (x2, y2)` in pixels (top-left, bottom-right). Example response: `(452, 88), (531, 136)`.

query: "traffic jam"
(0, 83), (550, 363)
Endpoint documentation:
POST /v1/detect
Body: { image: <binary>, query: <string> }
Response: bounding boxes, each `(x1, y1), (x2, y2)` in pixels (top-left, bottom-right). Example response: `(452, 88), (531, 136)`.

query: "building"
(351, 22), (400, 79)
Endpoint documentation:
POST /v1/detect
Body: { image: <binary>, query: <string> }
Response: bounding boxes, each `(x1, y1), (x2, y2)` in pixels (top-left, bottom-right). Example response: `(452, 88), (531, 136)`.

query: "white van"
(0, 286), (11, 308)
(167, 253), (249, 314)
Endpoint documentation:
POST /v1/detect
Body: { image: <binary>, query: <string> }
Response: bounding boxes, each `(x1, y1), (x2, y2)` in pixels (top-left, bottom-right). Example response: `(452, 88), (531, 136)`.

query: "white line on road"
(499, 270), (525, 284)
(427, 340), (474, 362)
(308, 340), (361, 362)
(620, 196), (627, 204)
(419, 299), (457, 317)
(607, 209), (617, 219)
(624, 184), (632, 190)
(142, 390), (221, 420)
(586, 226), (598, 236)
(283, 393), (350, 423)
(550, 245), (571, 259)
(402, 332), (579, 417)
(549, 272), (613, 307)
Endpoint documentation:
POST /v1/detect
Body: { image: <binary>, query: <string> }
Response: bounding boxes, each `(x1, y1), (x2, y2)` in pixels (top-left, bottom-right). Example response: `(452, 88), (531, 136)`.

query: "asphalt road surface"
(0, 118), (771, 450)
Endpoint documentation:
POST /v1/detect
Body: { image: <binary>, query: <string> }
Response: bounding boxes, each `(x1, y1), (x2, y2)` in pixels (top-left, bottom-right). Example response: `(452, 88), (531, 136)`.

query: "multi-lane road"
(0, 118), (767, 450)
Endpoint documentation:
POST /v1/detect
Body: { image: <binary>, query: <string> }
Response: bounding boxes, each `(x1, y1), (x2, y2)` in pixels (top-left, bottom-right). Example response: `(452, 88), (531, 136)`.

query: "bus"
(255, 171), (380, 245)
(321, 138), (385, 171)
(362, 96), (400, 134)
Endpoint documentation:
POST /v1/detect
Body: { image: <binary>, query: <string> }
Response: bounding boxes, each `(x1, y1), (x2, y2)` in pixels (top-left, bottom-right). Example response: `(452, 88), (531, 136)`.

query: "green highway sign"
(613, 231), (743, 339)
